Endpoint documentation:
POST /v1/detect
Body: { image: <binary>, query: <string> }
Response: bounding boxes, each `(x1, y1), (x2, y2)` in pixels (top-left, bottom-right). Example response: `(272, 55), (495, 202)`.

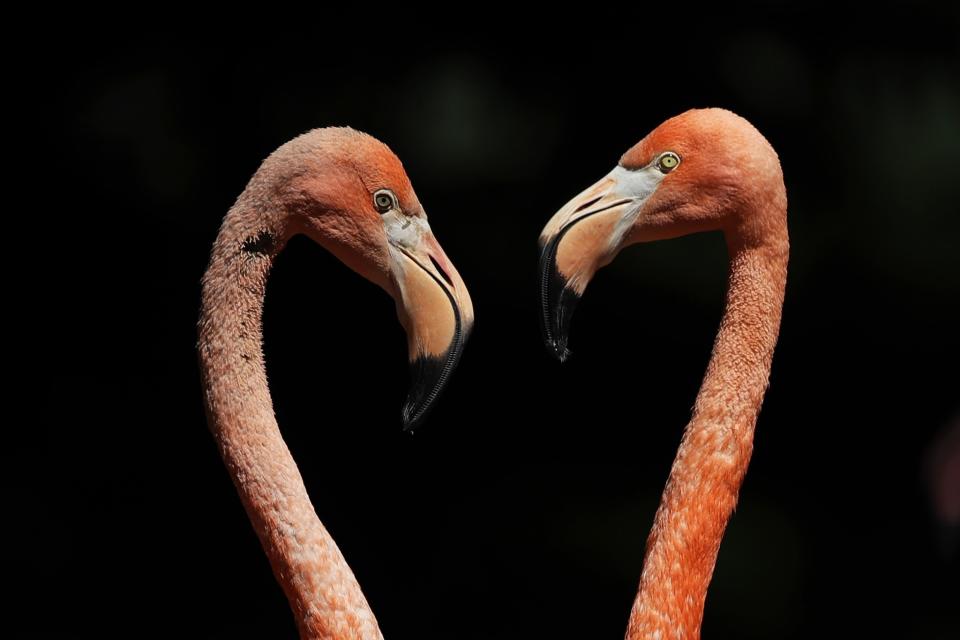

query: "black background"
(20, 8), (960, 639)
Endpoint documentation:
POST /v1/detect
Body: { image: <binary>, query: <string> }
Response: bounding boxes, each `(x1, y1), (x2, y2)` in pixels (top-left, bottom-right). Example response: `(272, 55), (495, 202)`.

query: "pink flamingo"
(539, 108), (789, 639)
(198, 128), (473, 639)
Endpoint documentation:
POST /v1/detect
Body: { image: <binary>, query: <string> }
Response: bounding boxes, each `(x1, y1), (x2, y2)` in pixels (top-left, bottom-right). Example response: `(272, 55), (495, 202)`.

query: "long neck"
(625, 233), (788, 640)
(198, 203), (384, 640)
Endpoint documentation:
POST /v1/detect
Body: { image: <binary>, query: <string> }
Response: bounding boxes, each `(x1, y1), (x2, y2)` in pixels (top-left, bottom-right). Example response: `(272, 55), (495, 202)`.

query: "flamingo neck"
(626, 232), (788, 640)
(198, 204), (384, 640)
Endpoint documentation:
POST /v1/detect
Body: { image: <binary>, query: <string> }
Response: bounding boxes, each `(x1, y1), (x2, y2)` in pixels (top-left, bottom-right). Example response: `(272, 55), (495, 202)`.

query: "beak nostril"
(574, 196), (602, 213)
(430, 255), (454, 288)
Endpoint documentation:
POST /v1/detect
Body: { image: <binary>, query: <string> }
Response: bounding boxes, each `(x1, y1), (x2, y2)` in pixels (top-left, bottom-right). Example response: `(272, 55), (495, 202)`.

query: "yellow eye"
(657, 152), (680, 173)
(373, 189), (396, 213)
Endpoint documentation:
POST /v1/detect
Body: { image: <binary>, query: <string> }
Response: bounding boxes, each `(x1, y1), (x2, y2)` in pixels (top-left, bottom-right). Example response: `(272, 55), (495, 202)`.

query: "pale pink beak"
(386, 215), (474, 431)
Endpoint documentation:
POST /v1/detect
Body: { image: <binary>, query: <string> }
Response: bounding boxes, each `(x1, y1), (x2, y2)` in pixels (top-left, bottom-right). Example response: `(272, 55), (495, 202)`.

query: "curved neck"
(198, 204), (384, 640)
(626, 233), (788, 640)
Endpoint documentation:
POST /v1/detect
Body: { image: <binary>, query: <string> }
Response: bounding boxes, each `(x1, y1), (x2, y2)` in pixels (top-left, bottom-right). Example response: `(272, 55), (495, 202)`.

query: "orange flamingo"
(198, 128), (473, 639)
(539, 109), (788, 639)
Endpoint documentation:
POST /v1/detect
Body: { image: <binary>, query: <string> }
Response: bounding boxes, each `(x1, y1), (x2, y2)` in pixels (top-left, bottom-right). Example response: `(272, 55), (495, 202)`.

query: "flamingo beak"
(385, 214), (474, 431)
(538, 167), (661, 361)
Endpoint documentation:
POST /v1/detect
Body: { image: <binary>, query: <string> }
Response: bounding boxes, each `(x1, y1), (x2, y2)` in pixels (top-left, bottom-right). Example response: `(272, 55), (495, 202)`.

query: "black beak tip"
(540, 280), (580, 364)
(400, 340), (465, 433)
(401, 410), (420, 433)
(400, 369), (438, 433)
(546, 338), (572, 363)
(540, 238), (581, 365)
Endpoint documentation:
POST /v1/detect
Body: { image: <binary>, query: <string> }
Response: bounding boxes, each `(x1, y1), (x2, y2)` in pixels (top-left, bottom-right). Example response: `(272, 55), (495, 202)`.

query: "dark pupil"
(377, 195), (391, 209)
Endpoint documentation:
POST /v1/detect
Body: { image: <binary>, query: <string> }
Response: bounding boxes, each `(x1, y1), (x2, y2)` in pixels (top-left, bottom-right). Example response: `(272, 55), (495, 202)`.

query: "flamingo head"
(269, 127), (473, 430)
(538, 108), (785, 361)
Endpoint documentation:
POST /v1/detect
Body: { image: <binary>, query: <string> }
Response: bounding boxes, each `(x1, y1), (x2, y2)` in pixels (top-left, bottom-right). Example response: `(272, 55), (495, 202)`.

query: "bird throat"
(626, 239), (788, 640)
(198, 207), (384, 640)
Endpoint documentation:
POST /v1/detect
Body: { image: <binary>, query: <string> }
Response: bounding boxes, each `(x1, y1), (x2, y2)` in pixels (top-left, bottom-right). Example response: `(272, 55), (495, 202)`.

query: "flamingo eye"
(373, 190), (397, 213)
(657, 152), (680, 173)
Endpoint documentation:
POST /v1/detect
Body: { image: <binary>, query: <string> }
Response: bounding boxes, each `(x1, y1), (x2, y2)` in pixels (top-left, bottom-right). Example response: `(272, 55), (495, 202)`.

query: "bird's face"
(288, 129), (473, 430)
(539, 109), (784, 360)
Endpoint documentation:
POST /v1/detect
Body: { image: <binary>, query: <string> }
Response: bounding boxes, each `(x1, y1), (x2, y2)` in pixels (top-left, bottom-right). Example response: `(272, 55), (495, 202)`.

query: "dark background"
(19, 8), (960, 639)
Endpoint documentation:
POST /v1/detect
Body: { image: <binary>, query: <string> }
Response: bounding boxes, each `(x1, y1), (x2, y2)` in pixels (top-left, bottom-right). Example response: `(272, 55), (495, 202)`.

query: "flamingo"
(538, 108), (788, 639)
(198, 127), (473, 639)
